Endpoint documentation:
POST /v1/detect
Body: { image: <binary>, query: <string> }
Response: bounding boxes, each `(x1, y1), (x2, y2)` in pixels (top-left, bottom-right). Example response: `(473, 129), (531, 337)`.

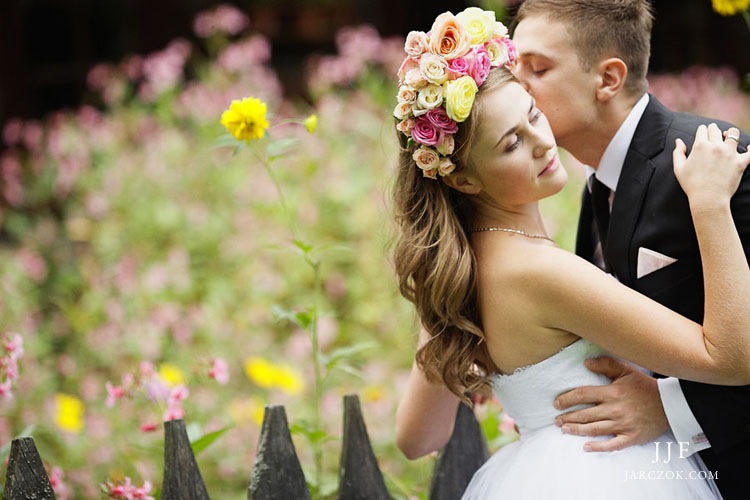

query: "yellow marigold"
(158, 363), (185, 387)
(244, 356), (305, 396)
(221, 97), (269, 141)
(55, 393), (84, 433)
(712, 0), (750, 15)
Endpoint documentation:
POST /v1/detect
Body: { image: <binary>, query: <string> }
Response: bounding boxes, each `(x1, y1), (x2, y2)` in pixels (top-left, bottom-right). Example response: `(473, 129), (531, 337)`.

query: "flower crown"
(395, 8), (517, 179)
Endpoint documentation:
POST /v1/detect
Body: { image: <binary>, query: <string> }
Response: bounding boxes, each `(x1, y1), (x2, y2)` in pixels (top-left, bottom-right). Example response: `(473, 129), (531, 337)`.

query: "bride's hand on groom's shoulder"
(673, 124), (750, 211)
(551, 357), (668, 452)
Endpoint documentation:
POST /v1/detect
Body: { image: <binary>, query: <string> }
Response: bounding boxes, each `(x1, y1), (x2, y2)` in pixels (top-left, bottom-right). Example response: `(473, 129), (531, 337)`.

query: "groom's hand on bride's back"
(551, 357), (668, 452)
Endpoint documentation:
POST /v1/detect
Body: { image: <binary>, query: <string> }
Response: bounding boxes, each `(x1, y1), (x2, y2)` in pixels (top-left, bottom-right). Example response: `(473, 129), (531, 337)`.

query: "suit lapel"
(605, 96), (673, 284)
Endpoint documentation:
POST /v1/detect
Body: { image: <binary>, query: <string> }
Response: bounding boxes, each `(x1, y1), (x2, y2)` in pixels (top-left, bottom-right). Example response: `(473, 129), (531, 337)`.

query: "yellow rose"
(444, 76), (478, 123)
(428, 12), (471, 59)
(456, 7), (496, 45)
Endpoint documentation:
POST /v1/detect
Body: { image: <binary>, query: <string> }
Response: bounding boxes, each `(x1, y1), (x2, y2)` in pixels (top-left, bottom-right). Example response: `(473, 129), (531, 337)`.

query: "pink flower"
(140, 421), (159, 432)
(425, 108), (458, 134)
(447, 57), (470, 79)
(404, 31), (428, 59)
(468, 46), (491, 86)
(208, 358), (230, 385)
(49, 466), (71, 500)
(411, 116), (444, 146)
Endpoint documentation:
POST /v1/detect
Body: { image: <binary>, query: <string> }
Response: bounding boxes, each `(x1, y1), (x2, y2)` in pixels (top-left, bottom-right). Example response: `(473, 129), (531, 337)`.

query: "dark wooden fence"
(2, 394), (488, 499)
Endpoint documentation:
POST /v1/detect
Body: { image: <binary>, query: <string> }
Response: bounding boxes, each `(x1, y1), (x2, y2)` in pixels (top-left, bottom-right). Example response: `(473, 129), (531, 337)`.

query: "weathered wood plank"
(4, 436), (56, 499)
(338, 394), (390, 499)
(428, 403), (489, 500)
(248, 405), (310, 500)
(161, 419), (210, 500)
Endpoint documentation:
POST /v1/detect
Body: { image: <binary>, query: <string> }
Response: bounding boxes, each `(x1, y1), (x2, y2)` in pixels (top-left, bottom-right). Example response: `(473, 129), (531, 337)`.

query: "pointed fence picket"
(2, 394), (488, 499)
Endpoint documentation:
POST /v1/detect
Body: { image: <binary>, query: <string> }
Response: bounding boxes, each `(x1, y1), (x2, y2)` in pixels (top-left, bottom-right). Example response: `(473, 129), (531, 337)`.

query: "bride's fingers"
(706, 122), (723, 143)
(724, 127), (741, 148)
(694, 123), (708, 143)
(672, 138), (687, 169)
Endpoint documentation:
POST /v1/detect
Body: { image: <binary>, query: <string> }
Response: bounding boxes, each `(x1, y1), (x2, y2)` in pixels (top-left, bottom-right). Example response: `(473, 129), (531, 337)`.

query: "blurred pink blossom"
(0, 333), (23, 399)
(49, 466), (71, 500)
(193, 4), (250, 38)
(16, 247), (47, 282)
(208, 358), (230, 385)
(217, 35), (271, 72)
(138, 39), (192, 101)
(2, 118), (23, 146)
(104, 477), (154, 500)
(1, 151), (24, 207)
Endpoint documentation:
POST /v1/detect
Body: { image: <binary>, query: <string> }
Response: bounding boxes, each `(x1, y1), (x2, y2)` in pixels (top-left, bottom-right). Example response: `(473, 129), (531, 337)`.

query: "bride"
(390, 7), (750, 499)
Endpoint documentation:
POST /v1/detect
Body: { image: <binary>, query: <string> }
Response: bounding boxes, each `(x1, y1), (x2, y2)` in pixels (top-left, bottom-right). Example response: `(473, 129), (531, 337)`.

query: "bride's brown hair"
(391, 68), (516, 404)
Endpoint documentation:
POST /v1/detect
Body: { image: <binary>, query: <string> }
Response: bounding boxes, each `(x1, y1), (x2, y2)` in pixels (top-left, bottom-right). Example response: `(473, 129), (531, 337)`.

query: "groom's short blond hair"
(513, 0), (653, 96)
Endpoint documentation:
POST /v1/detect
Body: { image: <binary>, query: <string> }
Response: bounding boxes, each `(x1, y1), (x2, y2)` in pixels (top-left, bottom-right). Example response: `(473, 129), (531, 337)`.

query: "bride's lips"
(538, 154), (559, 177)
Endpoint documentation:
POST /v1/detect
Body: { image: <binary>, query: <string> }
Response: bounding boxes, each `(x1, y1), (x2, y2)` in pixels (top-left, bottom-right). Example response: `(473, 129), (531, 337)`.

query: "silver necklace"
(472, 226), (554, 242)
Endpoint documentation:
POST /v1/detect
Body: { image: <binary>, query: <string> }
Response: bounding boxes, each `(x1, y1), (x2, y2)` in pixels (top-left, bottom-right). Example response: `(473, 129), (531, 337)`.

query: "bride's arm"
(395, 327), (460, 459)
(525, 124), (750, 384)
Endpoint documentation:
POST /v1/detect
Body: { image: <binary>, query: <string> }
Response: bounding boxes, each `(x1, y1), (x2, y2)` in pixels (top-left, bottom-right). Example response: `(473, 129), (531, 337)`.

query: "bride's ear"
(442, 171), (482, 194)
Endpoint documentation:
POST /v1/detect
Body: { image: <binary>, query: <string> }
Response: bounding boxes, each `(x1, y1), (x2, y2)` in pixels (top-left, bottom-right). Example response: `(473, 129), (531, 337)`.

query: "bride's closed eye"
(506, 109), (544, 152)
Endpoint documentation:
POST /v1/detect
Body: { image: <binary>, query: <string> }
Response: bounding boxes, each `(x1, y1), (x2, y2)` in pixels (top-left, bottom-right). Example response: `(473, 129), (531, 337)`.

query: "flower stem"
(309, 257), (324, 492)
(743, 11), (750, 33)
(249, 144), (297, 236)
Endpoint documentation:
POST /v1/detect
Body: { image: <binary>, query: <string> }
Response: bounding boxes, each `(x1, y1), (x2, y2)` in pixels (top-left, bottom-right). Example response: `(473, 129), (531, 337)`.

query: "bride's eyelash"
(507, 110), (543, 151)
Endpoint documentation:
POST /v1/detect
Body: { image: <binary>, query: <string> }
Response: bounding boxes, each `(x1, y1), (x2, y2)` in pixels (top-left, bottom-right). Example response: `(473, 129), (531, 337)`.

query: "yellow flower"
(55, 393), (84, 433)
(229, 397), (266, 426)
(221, 97), (269, 141)
(244, 356), (305, 396)
(303, 114), (318, 134)
(456, 7), (496, 45)
(712, 0), (750, 15)
(444, 75), (478, 123)
(158, 363), (185, 387)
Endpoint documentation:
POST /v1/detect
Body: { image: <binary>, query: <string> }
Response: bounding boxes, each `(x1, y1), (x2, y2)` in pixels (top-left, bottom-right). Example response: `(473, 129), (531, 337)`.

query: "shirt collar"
(585, 93), (650, 192)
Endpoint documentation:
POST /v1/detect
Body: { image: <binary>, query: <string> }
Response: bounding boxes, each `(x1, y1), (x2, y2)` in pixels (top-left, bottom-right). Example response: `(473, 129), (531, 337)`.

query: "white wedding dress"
(461, 338), (722, 499)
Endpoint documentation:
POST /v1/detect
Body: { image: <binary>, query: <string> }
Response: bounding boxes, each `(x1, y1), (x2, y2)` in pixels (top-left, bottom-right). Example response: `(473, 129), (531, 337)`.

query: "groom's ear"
(595, 58), (627, 102)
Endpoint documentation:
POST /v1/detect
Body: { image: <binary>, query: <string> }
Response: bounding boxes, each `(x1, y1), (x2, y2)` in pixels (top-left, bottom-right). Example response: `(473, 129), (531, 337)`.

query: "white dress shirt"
(585, 93), (710, 455)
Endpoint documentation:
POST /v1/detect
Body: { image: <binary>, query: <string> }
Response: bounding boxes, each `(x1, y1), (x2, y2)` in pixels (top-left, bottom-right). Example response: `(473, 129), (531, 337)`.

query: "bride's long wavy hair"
(391, 68), (516, 404)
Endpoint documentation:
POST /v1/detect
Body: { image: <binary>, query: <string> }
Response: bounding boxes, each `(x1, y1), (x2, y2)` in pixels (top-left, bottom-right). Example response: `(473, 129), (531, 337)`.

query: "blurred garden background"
(1, 0), (749, 498)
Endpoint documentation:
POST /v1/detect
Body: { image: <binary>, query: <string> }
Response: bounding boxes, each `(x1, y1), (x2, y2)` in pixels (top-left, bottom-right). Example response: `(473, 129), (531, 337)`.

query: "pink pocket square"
(637, 247), (677, 279)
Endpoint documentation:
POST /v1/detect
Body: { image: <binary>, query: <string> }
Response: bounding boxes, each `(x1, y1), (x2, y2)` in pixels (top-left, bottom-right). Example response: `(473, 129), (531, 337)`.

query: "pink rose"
(397, 57), (419, 82)
(425, 108), (458, 134)
(468, 46), (491, 86)
(448, 57), (470, 79)
(411, 116), (444, 146)
(501, 37), (518, 67)
(428, 12), (471, 60)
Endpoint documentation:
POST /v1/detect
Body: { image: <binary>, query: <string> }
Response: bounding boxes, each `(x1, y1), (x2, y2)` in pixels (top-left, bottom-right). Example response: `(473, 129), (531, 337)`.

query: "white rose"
(419, 53), (449, 85)
(416, 84), (444, 110)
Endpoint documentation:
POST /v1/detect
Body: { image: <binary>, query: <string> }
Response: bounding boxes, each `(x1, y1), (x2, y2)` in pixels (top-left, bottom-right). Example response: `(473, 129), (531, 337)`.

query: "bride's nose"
(532, 130), (555, 158)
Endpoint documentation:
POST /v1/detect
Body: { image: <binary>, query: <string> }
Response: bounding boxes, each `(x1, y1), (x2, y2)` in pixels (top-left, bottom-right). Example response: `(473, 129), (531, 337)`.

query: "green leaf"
(292, 239), (314, 255)
(323, 341), (376, 370)
(212, 132), (243, 150)
(266, 137), (300, 160)
(191, 426), (232, 455)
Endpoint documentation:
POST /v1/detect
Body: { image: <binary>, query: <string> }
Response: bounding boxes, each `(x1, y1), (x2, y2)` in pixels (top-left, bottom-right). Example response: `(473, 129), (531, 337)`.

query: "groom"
(511, 0), (750, 498)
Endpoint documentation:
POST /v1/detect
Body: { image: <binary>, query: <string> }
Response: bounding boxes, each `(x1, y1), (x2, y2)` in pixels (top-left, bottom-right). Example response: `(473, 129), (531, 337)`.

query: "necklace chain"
(472, 226), (554, 242)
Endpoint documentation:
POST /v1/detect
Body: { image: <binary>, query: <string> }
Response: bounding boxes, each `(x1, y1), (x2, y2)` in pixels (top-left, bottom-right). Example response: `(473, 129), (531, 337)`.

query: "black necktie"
(591, 177), (611, 253)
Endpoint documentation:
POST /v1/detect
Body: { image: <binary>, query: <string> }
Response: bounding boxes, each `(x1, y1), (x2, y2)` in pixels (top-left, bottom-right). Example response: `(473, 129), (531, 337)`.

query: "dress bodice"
(491, 338), (611, 435)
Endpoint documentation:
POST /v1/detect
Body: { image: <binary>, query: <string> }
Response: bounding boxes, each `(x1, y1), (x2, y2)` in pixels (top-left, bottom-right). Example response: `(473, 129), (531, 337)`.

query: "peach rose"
(404, 31), (429, 59)
(438, 157), (456, 176)
(428, 12), (471, 60)
(413, 146), (440, 175)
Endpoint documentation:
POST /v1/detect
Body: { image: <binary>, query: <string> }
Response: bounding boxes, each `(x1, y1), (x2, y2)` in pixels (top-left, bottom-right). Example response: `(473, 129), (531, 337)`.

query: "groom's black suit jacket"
(575, 95), (750, 500)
